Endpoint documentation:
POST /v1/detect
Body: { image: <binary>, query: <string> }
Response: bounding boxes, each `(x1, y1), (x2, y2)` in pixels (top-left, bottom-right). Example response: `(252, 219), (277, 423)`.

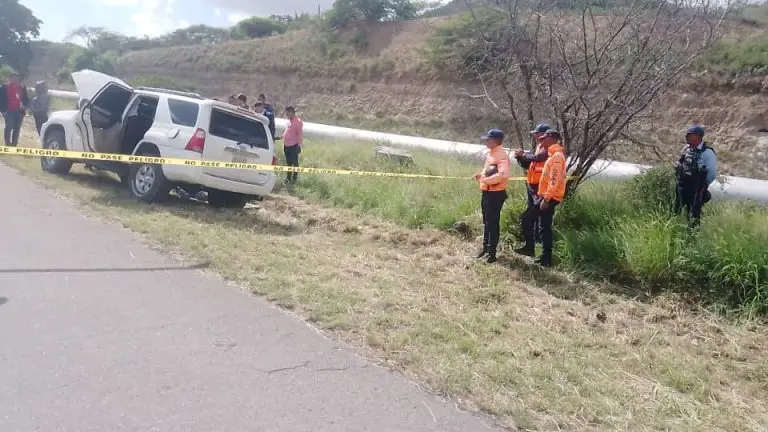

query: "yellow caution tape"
(0, 145), (573, 181)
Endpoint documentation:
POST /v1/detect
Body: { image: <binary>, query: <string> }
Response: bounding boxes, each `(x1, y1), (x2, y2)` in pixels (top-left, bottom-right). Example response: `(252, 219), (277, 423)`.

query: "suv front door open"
(79, 82), (133, 153)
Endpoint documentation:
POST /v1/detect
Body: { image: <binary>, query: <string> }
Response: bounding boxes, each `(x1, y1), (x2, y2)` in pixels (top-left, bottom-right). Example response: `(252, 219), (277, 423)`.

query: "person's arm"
(701, 149), (717, 185)
(521, 149), (548, 163)
(542, 155), (566, 201)
(296, 118), (304, 145)
(475, 160), (489, 180)
(481, 157), (510, 185)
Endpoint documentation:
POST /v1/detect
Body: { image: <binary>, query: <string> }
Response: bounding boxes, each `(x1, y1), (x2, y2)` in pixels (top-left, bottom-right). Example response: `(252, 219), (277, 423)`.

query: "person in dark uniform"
(674, 125), (717, 226)
(473, 128), (511, 263)
(257, 94), (276, 134)
(513, 123), (551, 256)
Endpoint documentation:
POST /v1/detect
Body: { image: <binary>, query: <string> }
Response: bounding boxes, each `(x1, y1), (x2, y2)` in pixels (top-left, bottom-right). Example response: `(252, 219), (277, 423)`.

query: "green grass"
(701, 39), (768, 76)
(290, 140), (768, 316)
(5, 121), (768, 430)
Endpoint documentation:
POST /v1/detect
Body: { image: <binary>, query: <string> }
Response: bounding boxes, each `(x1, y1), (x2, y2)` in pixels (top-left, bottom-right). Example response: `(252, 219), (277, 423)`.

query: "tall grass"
(290, 139), (768, 316)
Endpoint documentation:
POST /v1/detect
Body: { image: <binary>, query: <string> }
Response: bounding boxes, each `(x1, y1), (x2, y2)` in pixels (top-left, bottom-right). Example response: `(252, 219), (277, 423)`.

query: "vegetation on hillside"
(426, 0), (737, 191)
(325, 0), (426, 29)
(703, 39), (768, 76)
(0, 64), (18, 82)
(0, 0), (41, 76)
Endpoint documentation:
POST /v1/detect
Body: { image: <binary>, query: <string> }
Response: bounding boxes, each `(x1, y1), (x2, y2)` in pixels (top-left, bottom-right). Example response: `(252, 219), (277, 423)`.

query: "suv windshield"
(208, 108), (269, 150)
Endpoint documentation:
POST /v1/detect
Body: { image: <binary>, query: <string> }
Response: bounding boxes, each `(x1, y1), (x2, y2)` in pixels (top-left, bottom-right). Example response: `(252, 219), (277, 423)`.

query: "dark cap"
(236, 93), (247, 102)
(482, 128), (505, 141)
(543, 129), (561, 139)
(686, 125), (705, 137)
(285, 105), (296, 112)
(530, 123), (551, 134)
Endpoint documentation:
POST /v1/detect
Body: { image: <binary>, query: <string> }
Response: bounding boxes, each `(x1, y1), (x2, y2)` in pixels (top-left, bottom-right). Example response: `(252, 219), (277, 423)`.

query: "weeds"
(6, 123), (768, 431)
(290, 141), (768, 316)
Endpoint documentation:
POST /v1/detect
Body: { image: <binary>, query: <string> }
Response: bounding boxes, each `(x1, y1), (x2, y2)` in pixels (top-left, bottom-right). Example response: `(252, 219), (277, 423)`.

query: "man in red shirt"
(1, 72), (29, 147)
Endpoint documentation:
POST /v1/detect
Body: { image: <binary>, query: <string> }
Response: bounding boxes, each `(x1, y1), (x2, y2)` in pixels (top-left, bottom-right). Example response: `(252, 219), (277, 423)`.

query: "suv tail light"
(185, 128), (206, 153)
(272, 156), (279, 165)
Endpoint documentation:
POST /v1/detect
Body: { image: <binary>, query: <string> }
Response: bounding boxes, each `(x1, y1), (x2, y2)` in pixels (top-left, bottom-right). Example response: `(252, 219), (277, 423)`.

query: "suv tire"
(127, 152), (173, 203)
(41, 129), (74, 175)
(207, 190), (249, 209)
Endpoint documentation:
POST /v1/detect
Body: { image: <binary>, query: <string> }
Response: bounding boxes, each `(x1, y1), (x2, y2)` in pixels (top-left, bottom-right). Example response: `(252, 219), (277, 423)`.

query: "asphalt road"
(0, 163), (500, 432)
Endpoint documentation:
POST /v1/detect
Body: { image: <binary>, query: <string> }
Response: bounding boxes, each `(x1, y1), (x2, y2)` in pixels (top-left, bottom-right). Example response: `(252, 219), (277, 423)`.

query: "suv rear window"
(208, 108), (269, 150)
(168, 99), (200, 127)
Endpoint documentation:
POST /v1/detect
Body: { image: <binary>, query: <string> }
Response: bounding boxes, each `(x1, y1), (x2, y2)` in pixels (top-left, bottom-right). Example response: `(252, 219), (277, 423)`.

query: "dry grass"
(4, 122), (768, 431)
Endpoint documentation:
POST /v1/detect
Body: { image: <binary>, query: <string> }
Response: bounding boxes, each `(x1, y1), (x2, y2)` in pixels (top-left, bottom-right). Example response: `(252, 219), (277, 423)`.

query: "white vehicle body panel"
(41, 70), (277, 197)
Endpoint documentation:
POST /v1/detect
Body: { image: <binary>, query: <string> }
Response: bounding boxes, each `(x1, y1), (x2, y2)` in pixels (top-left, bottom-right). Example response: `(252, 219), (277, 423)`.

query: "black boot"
(514, 244), (535, 257)
(486, 253), (498, 264)
(476, 248), (488, 259)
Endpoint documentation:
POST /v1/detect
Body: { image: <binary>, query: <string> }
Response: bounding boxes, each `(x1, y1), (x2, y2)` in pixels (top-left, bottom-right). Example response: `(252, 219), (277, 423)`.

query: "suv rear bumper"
(199, 172), (277, 196)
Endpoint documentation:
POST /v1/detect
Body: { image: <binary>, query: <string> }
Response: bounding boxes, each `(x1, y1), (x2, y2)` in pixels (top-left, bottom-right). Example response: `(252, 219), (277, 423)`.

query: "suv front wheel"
(128, 158), (173, 203)
(41, 129), (73, 175)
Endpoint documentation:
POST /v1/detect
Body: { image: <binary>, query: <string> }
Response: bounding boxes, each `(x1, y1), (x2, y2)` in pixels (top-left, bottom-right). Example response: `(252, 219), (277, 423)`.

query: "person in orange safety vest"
(513, 123), (551, 257)
(534, 129), (567, 267)
(473, 128), (511, 264)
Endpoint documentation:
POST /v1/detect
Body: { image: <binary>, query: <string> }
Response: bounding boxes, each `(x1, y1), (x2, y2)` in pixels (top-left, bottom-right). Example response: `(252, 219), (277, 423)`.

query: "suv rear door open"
(202, 107), (274, 186)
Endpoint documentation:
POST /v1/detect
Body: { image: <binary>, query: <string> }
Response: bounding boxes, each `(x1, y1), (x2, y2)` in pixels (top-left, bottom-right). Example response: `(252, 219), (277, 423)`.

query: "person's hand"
(473, 172), (482, 180)
(514, 149), (524, 158)
(539, 199), (550, 211)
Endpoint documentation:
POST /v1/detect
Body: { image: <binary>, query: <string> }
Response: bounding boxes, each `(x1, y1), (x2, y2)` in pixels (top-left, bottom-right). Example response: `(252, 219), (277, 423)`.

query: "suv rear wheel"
(207, 190), (249, 209)
(41, 129), (73, 175)
(127, 150), (173, 203)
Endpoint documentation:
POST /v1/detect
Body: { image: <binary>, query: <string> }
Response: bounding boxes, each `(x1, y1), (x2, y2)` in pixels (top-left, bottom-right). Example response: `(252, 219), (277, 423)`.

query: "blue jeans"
(2, 110), (23, 147)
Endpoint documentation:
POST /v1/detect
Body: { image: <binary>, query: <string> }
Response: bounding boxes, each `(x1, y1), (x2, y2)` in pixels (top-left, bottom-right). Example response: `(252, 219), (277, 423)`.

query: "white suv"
(39, 70), (278, 208)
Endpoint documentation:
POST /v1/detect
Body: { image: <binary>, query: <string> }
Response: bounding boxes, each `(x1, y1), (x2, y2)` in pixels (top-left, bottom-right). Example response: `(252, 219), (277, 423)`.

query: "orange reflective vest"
(480, 145), (511, 192)
(537, 144), (567, 202)
(527, 144), (546, 185)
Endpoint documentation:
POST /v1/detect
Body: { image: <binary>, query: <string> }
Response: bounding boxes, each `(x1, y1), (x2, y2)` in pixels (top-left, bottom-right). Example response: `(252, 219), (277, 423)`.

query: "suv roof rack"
(136, 86), (205, 100)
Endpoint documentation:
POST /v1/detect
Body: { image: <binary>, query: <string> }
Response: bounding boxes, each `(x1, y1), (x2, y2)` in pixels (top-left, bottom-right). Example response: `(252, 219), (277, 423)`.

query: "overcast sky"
(21, 0), (336, 41)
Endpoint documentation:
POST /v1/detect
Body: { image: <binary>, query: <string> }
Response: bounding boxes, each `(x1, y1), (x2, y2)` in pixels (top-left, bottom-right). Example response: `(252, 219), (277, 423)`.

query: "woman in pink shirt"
(280, 106), (303, 184)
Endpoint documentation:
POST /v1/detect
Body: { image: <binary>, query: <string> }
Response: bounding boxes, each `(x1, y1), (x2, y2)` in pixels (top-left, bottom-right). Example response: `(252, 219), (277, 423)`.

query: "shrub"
(231, 17), (287, 39)
(701, 39), (768, 76)
(325, 0), (424, 29)
(625, 166), (677, 213)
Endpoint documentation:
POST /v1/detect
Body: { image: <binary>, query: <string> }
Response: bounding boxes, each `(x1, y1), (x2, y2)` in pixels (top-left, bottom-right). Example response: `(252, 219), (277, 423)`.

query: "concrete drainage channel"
(49, 89), (768, 204)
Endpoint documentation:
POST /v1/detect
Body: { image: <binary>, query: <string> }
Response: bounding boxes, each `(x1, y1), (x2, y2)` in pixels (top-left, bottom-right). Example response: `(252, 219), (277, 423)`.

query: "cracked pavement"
(0, 164), (500, 432)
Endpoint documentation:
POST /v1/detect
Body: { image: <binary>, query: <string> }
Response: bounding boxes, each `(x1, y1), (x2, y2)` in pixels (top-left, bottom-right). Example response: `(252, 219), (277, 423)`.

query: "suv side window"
(209, 108), (269, 150)
(168, 99), (200, 127)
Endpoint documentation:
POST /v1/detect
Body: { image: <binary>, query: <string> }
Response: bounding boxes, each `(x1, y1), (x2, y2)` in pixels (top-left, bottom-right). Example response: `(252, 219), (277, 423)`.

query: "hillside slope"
(32, 18), (768, 179)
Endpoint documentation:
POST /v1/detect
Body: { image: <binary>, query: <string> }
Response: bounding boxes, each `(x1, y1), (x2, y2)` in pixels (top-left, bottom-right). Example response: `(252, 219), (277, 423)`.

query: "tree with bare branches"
(432, 0), (739, 191)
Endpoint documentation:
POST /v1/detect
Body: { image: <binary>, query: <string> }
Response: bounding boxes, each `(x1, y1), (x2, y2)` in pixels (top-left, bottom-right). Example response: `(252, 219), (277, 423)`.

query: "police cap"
(482, 128), (505, 141)
(686, 125), (705, 137)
